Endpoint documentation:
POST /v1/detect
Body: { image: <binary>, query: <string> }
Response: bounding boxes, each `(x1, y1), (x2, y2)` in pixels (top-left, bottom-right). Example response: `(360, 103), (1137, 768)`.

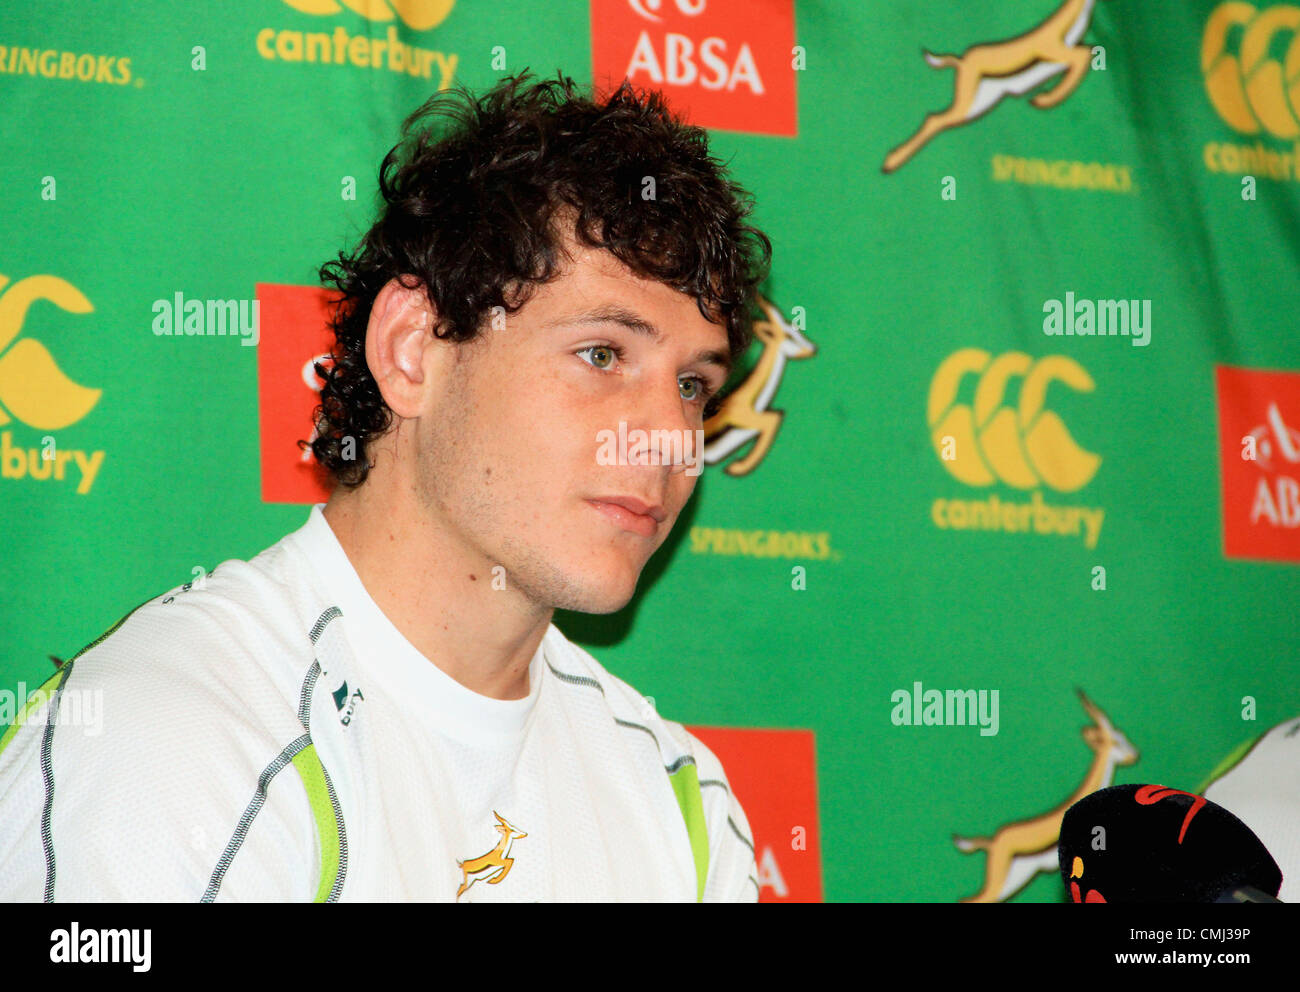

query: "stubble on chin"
(413, 353), (645, 616)
(408, 401), (609, 615)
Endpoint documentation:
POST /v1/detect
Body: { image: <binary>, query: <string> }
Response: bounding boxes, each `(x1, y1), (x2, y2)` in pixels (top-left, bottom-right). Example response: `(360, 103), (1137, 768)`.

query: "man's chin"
(553, 584), (638, 616)
(546, 565), (641, 615)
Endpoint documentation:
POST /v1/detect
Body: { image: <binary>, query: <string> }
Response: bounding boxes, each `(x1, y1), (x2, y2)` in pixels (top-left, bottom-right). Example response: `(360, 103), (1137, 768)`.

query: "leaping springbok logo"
(703, 296), (815, 477)
(952, 689), (1138, 903)
(882, 0), (1104, 173)
(456, 811), (528, 900)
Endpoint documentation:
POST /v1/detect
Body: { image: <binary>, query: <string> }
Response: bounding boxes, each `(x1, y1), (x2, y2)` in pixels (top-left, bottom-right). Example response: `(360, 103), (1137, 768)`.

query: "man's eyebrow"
(545, 304), (734, 381)
(547, 303), (661, 341)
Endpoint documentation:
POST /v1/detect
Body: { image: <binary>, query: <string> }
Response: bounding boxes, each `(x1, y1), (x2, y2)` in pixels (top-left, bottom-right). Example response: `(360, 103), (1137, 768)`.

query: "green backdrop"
(3, 0), (1298, 902)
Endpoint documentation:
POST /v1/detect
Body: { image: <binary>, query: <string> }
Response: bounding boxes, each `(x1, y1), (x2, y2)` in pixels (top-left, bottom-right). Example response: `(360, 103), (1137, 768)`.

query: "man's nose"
(628, 380), (704, 474)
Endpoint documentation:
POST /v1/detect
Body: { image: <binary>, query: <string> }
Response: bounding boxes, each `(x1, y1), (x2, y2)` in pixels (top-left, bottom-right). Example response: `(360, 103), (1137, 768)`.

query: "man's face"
(415, 236), (732, 614)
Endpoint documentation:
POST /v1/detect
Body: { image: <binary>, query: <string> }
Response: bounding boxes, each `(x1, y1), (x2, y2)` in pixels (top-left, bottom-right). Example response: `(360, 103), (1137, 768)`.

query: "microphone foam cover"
(1058, 784), (1282, 903)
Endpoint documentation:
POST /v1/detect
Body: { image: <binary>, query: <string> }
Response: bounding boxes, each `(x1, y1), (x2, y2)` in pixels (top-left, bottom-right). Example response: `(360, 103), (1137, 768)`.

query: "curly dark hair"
(307, 69), (773, 487)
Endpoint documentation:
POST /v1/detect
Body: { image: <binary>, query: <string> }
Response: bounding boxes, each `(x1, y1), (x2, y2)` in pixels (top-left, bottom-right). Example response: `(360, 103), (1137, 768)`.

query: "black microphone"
(1058, 784), (1283, 902)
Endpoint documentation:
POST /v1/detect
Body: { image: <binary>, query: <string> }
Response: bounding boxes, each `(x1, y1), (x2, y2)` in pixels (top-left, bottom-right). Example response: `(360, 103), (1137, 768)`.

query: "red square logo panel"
(687, 726), (822, 901)
(591, 0), (798, 136)
(256, 283), (335, 505)
(1215, 365), (1300, 562)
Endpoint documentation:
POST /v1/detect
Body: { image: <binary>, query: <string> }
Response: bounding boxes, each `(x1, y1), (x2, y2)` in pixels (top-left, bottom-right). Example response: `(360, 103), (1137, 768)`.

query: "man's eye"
(679, 376), (716, 405)
(578, 344), (717, 409)
(577, 344), (625, 370)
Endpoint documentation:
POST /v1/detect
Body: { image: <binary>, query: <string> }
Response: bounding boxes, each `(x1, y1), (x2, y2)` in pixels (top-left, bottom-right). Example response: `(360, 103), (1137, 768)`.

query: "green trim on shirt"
(1, 592), (157, 759)
(0, 667), (65, 759)
(668, 762), (710, 902)
(292, 744), (341, 903)
(1195, 733), (1263, 795)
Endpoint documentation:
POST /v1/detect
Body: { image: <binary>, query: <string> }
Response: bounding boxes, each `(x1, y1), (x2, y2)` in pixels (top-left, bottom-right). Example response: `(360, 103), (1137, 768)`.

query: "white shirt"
(0, 506), (758, 902)
(1203, 715), (1300, 903)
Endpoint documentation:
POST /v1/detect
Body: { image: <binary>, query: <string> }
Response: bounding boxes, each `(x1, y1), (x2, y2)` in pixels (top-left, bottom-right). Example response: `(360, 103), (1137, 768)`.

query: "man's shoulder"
(541, 626), (759, 901)
(0, 530), (333, 900)
(1203, 716), (1300, 903)
(7, 526), (339, 770)
(542, 624), (723, 774)
(69, 529), (329, 700)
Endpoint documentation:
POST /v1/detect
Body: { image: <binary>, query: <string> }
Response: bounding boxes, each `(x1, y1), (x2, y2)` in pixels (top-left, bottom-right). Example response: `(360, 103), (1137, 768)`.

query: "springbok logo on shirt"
(456, 811), (528, 900)
(882, 0), (1104, 173)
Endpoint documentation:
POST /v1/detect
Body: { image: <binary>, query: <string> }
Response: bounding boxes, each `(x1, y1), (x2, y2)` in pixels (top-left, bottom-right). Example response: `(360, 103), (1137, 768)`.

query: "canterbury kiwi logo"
(282, 0), (455, 31)
(1204, 2), (1300, 137)
(0, 274), (101, 431)
(928, 349), (1100, 493)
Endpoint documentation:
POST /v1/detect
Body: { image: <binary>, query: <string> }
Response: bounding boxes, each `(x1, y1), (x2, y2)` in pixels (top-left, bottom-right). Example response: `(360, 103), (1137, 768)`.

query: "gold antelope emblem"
(883, 0), (1104, 173)
(703, 296), (815, 477)
(456, 811), (528, 900)
(952, 690), (1138, 903)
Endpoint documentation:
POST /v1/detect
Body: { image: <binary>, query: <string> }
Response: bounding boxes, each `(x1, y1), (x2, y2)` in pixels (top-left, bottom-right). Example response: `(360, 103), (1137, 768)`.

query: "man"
(1199, 717), (1300, 902)
(0, 71), (772, 901)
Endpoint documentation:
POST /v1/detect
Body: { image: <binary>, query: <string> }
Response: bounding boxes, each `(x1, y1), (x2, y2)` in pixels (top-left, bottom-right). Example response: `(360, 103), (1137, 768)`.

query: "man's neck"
(320, 483), (551, 701)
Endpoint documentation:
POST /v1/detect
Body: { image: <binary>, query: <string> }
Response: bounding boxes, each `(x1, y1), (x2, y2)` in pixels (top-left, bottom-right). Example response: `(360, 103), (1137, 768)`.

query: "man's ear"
(364, 276), (441, 420)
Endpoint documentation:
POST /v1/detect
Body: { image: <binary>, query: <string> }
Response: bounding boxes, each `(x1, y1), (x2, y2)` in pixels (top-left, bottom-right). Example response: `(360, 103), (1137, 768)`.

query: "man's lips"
(585, 498), (663, 537)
